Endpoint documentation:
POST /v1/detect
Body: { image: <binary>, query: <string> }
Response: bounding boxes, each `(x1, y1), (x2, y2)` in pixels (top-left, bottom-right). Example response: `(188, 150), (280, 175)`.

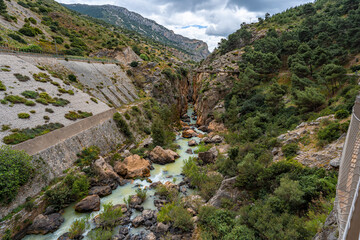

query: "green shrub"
(35, 98), (48, 105)
(43, 116), (50, 120)
(282, 143), (299, 159)
(151, 118), (165, 146)
(130, 61), (138, 67)
(0, 81), (6, 91)
(65, 111), (93, 120)
(0, 146), (34, 204)
(90, 98), (98, 104)
(52, 98), (70, 107)
(140, 53), (149, 61)
(155, 184), (179, 202)
(69, 218), (88, 239)
(124, 112), (131, 120)
(75, 146), (100, 167)
(13, 73), (30, 82)
(135, 188), (147, 201)
(87, 228), (112, 240)
(68, 74), (77, 82)
(317, 122), (342, 143)
(21, 90), (38, 99)
(3, 123), (64, 144)
(18, 113), (30, 119)
(33, 72), (50, 82)
(198, 206), (235, 238)
(97, 202), (123, 228)
(20, 44), (42, 53)
(8, 33), (27, 44)
(113, 112), (133, 139)
(4, 95), (27, 104)
(45, 108), (54, 113)
(335, 109), (350, 119)
(25, 100), (36, 106)
(157, 202), (193, 232)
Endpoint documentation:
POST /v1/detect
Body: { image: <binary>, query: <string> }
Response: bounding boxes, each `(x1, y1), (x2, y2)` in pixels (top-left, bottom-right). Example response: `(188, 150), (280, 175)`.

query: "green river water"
(23, 106), (202, 240)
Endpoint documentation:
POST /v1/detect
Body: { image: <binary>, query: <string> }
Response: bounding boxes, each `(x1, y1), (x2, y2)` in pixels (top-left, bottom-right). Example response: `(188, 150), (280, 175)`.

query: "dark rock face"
(198, 125), (208, 132)
(89, 186), (112, 197)
(27, 213), (64, 235)
(186, 148), (193, 154)
(313, 208), (338, 240)
(75, 195), (100, 213)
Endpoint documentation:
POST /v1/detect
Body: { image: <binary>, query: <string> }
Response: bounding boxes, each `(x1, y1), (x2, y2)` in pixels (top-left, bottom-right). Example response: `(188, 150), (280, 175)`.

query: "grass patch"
(33, 72), (51, 82)
(14, 73), (30, 82)
(3, 123), (64, 145)
(18, 113), (30, 119)
(65, 111), (93, 120)
(0, 81), (6, 91)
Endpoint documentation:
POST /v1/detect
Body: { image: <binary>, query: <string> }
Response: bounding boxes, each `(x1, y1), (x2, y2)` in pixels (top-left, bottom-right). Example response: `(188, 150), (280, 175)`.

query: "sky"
(57, 0), (313, 51)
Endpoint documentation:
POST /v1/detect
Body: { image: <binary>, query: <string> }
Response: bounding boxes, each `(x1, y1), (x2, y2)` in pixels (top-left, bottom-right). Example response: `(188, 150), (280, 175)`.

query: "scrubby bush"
(282, 143), (299, 158)
(136, 188), (147, 201)
(4, 95), (27, 104)
(317, 122), (343, 143)
(65, 111), (92, 120)
(0, 146), (34, 204)
(69, 218), (88, 239)
(87, 228), (112, 240)
(18, 113), (30, 119)
(3, 123), (64, 144)
(97, 202), (123, 228)
(113, 112), (133, 139)
(8, 33), (27, 44)
(14, 73), (30, 82)
(157, 202), (193, 232)
(68, 74), (77, 82)
(130, 61), (138, 67)
(75, 146), (100, 167)
(33, 72), (50, 82)
(335, 109), (350, 119)
(24, 100), (36, 106)
(0, 81), (6, 91)
(21, 90), (38, 99)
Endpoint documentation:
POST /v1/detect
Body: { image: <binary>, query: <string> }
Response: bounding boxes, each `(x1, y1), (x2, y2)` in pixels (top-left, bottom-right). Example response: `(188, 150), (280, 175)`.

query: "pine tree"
(0, 0), (7, 15)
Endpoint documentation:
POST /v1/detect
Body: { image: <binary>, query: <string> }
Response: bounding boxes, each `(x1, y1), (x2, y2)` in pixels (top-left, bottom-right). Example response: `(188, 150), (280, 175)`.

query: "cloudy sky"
(58, 0), (313, 51)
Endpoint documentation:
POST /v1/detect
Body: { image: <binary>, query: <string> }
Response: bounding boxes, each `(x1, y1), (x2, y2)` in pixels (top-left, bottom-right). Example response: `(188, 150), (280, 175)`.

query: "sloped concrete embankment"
(0, 108), (124, 219)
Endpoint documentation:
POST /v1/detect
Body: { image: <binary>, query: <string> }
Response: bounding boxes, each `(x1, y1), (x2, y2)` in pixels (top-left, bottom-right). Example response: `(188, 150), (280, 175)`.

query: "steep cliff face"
(63, 4), (210, 62)
(192, 49), (243, 125)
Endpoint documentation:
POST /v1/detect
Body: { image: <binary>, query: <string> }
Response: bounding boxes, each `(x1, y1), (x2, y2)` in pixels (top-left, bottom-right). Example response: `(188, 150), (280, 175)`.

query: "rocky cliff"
(63, 4), (210, 61)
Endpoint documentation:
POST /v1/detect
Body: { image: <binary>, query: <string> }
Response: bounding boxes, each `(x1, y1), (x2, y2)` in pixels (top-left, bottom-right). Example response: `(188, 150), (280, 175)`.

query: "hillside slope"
(62, 3), (210, 61)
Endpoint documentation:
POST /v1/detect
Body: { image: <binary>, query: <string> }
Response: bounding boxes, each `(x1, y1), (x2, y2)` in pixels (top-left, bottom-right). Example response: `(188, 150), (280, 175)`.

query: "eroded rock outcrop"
(93, 157), (122, 184)
(114, 154), (151, 178)
(149, 146), (179, 165)
(89, 186), (112, 198)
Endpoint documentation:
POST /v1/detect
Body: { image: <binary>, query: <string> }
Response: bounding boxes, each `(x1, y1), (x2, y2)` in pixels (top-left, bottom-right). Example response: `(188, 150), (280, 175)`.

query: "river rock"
(188, 140), (198, 146)
(156, 222), (170, 233)
(186, 148), (193, 154)
(57, 232), (71, 240)
(182, 129), (197, 138)
(114, 154), (151, 179)
(198, 146), (218, 164)
(129, 195), (144, 208)
(75, 195), (100, 213)
(132, 215), (145, 228)
(204, 135), (223, 144)
(149, 146), (179, 165)
(119, 226), (129, 235)
(145, 232), (156, 240)
(27, 213), (64, 235)
(142, 209), (156, 221)
(89, 186), (112, 197)
(330, 157), (340, 168)
(93, 157), (121, 183)
(197, 125), (208, 132)
(182, 195), (205, 213)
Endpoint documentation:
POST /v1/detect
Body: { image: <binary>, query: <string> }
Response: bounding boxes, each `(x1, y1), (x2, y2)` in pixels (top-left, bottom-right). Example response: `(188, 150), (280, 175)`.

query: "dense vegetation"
(195, 0), (359, 238)
(0, 146), (34, 204)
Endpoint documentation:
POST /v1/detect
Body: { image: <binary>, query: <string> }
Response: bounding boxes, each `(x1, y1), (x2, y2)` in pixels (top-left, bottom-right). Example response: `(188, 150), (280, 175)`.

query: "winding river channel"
(23, 106), (202, 240)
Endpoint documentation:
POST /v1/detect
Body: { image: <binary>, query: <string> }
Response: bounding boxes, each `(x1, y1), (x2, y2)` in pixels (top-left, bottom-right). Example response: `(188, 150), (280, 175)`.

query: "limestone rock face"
(149, 146), (179, 165)
(75, 195), (100, 213)
(207, 177), (242, 208)
(27, 213), (64, 235)
(93, 157), (121, 183)
(114, 154), (151, 178)
(203, 135), (223, 144)
(89, 186), (112, 197)
(208, 120), (226, 132)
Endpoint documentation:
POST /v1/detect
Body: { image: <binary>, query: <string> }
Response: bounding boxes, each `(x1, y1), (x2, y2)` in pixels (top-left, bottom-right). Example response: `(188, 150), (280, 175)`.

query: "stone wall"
(0, 109), (124, 219)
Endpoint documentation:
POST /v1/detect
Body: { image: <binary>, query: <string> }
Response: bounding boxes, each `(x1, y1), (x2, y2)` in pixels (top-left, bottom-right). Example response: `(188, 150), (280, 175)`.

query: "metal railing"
(0, 44), (119, 64)
(336, 95), (360, 239)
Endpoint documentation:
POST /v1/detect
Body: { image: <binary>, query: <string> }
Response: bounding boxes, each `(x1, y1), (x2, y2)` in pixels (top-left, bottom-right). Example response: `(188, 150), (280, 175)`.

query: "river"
(23, 106), (202, 240)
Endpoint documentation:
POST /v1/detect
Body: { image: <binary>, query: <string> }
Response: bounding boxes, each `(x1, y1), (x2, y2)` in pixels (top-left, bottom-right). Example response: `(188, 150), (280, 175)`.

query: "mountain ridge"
(62, 3), (210, 61)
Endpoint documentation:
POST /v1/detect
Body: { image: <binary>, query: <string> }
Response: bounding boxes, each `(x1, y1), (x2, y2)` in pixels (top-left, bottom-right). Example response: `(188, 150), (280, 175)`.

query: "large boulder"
(149, 146), (179, 165)
(114, 154), (151, 178)
(203, 135), (223, 144)
(132, 215), (145, 228)
(75, 195), (100, 213)
(198, 146), (218, 164)
(93, 157), (121, 183)
(188, 140), (198, 146)
(182, 129), (197, 138)
(27, 213), (64, 235)
(89, 186), (112, 198)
